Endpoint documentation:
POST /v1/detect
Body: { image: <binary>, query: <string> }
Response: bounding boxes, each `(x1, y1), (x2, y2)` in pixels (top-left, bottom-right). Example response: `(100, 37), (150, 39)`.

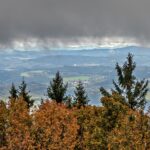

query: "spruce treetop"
(74, 80), (89, 108)
(9, 83), (18, 100)
(47, 71), (68, 103)
(18, 79), (34, 109)
(100, 53), (148, 110)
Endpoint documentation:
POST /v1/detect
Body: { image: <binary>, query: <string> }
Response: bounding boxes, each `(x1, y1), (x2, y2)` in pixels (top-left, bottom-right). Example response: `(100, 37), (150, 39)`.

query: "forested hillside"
(0, 54), (150, 150)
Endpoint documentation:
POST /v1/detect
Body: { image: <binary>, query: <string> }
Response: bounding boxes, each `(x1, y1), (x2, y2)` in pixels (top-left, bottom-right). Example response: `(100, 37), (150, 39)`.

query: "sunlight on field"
(64, 76), (90, 82)
(20, 72), (31, 77)
(20, 70), (47, 78)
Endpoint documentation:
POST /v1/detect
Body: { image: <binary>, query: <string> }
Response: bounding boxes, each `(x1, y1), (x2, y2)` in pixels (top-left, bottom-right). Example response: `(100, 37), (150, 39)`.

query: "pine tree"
(18, 79), (34, 109)
(74, 81), (89, 108)
(100, 53), (148, 110)
(9, 83), (18, 100)
(47, 71), (68, 103)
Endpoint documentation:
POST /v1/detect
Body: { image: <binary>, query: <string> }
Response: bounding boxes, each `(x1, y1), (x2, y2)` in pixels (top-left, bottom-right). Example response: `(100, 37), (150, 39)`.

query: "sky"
(0, 0), (150, 50)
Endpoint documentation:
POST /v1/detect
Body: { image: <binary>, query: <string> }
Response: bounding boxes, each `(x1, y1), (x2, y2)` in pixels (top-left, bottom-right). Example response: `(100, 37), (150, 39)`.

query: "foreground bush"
(0, 98), (79, 150)
(4, 97), (33, 150)
(32, 101), (79, 150)
(0, 96), (150, 150)
(74, 106), (105, 150)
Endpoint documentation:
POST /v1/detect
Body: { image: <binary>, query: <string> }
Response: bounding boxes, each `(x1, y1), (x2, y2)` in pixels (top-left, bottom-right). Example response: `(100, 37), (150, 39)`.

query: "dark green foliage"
(100, 87), (111, 98)
(100, 53), (148, 110)
(66, 95), (73, 109)
(47, 71), (68, 103)
(9, 83), (18, 100)
(18, 79), (34, 109)
(74, 81), (89, 108)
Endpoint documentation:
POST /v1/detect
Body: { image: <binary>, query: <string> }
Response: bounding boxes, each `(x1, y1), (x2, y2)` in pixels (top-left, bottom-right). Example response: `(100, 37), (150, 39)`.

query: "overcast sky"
(0, 0), (150, 49)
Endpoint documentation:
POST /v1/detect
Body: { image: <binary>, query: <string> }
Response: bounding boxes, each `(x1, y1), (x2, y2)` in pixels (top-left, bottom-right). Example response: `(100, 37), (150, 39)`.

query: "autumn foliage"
(2, 97), (33, 150)
(32, 100), (78, 150)
(0, 53), (150, 149)
(0, 96), (149, 150)
(101, 93), (150, 149)
(0, 98), (79, 150)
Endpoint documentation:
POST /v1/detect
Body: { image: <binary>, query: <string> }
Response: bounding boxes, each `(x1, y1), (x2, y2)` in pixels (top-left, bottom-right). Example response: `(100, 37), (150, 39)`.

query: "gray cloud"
(0, 0), (150, 47)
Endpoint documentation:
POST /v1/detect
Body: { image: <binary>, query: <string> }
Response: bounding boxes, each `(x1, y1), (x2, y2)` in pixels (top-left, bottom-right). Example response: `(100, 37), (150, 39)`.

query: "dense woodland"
(0, 53), (150, 150)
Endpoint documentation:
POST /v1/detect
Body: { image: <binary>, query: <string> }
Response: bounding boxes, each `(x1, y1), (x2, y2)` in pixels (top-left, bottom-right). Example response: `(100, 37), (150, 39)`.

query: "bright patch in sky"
(0, 37), (140, 51)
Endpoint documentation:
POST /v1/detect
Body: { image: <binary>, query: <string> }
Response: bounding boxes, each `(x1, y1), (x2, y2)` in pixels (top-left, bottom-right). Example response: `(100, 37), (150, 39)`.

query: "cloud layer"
(0, 0), (150, 49)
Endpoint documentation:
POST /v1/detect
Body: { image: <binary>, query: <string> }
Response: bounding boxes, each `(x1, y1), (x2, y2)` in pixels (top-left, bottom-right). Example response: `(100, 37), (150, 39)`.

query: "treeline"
(0, 53), (150, 150)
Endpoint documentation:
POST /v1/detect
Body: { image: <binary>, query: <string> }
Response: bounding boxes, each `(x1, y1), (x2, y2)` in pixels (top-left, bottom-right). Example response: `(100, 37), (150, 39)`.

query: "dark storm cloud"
(0, 0), (150, 45)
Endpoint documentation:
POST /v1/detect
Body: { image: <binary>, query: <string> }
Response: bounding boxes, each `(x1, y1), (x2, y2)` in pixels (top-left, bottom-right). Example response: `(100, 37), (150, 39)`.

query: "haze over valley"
(0, 46), (150, 106)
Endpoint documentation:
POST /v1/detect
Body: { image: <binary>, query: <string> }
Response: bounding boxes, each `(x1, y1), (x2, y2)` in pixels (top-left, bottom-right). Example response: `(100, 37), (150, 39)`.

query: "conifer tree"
(18, 79), (34, 109)
(100, 53), (148, 110)
(47, 71), (68, 103)
(74, 81), (89, 108)
(9, 83), (18, 100)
